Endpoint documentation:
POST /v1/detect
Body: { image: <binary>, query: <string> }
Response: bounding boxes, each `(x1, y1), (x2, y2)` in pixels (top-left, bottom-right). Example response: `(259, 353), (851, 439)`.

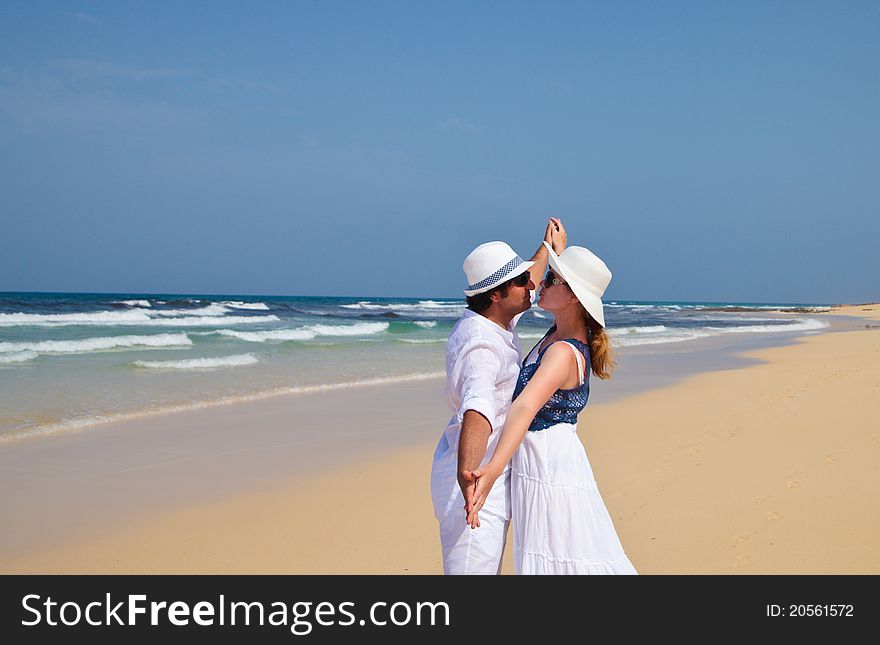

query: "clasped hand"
(461, 463), (503, 529)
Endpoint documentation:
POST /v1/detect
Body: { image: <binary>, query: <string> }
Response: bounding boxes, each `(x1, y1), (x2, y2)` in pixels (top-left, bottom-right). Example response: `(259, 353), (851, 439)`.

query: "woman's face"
(537, 269), (576, 312)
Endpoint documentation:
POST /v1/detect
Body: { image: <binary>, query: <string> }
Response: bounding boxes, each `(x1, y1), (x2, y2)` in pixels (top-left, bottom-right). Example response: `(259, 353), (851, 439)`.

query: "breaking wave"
(0, 333), (192, 354)
(209, 322), (390, 343)
(0, 350), (38, 364)
(132, 354), (258, 370)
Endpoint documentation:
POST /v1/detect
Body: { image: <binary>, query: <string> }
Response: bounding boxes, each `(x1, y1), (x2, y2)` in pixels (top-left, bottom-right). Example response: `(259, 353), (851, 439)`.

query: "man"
(430, 219), (564, 575)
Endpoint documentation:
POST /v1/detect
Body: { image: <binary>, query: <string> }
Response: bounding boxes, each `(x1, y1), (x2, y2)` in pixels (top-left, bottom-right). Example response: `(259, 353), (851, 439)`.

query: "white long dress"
(510, 336), (638, 575)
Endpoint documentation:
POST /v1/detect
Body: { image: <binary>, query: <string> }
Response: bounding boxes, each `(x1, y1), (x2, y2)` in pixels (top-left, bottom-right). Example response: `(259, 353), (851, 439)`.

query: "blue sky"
(1, 1), (878, 303)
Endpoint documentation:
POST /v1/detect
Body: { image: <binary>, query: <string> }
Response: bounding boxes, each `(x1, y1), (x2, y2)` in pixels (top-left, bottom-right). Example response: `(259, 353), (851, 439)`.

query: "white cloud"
(56, 58), (196, 81)
(439, 117), (484, 135)
(205, 76), (282, 93)
(0, 68), (201, 131)
(63, 11), (101, 25)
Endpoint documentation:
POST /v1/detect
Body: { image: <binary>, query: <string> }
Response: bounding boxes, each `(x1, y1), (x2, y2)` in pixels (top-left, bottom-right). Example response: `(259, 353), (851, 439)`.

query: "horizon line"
(0, 289), (845, 307)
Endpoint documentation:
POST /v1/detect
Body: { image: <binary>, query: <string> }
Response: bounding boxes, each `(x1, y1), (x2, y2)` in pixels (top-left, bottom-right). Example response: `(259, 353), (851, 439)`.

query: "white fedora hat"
(543, 241), (612, 328)
(463, 241), (535, 297)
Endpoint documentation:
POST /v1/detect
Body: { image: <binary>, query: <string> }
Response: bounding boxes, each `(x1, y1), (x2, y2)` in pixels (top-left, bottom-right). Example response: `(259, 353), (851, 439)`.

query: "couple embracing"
(430, 218), (637, 575)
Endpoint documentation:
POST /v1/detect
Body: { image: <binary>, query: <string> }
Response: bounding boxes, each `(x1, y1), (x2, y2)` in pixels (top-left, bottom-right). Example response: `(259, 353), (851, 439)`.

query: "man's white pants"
(435, 471), (510, 575)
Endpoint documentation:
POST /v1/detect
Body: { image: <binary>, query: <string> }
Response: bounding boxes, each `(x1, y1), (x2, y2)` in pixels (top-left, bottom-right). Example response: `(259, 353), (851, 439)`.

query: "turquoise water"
(0, 292), (832, 441)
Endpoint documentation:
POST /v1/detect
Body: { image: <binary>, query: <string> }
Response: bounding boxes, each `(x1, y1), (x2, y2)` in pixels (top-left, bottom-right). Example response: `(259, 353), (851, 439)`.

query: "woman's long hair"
(579, 304), (615, 380)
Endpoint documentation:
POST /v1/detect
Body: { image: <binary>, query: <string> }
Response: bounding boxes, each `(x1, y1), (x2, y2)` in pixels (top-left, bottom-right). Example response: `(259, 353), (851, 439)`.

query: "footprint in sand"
(731, 531), (758, 548)
(766, 511), (784, 522)
(824, 450), (848, 464)
(734, 555), (754, 569)
(869, 435), (880, 447)
(785, 469), (803, 488)
(753, 495), (769, 505)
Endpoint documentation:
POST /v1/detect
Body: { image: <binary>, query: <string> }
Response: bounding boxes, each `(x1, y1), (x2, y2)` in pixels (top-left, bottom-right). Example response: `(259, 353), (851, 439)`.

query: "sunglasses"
(510, 271), (531, 287)
(544, 269), (567, 287)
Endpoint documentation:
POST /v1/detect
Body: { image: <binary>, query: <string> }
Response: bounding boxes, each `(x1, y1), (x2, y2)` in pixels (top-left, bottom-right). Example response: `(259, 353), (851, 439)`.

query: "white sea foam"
(341, 300), (463, 317)
(611, 325), (668, 334)
(0, 310), (280, 327)
(694, 304), (832, 312)
(297, 309), (333, 316)
(396, 338), (445, 344)
(0, 302), (270, 325)
(132, 354), (258, 369)
(611, 330), (713, 347)
(0, 333), (192, 354)
(150, 304), (231, 317)
(341, 302), (386, 310)
(342, 300), (460, 309)
(413, 321), (437, 328)
(523, 326), (711, 347)
(526, 326), (714, 347)
(114, 299), (152, 308)
(689, 315), (789, 323)
(748, 305), (832, 311)
(0, 350), (38, 364)
(415, 300), (462, 308)
(0, 310), (154, 325)
(303, 322), (389, 337)
(209, 322), (389, 343)
(144, 315), (279, 327)
(213, 328), (315, 342)
(221, 301), (270, 310)
(707, 318), (829, 334)
(608, 318), (829, 348)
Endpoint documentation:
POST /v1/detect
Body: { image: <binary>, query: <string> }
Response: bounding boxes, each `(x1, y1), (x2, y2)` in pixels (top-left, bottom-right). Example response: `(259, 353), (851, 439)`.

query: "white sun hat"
(543, 241), (612, 328)
(463, 241), (535, 296)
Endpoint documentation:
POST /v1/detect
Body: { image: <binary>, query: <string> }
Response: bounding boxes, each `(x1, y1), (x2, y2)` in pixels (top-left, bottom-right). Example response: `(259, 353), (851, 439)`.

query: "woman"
(465, 239), (637, 575)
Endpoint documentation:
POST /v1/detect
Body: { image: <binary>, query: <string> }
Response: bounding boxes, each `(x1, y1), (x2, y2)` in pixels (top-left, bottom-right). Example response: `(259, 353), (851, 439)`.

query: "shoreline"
(0, 370), (447, 446)
(1, 304), (878, 573)
(1, 307), (858, 446)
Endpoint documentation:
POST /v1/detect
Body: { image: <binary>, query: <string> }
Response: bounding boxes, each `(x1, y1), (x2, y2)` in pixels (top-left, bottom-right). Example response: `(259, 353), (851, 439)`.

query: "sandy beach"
(1, 304), (878, 574)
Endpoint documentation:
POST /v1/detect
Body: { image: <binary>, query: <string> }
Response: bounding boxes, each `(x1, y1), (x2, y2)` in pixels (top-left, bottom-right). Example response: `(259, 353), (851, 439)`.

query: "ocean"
(0, 292), (832, 442)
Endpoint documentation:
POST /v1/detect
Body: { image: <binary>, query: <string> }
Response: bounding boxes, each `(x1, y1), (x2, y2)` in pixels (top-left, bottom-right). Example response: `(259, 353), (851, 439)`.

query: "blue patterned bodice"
(513, 329), (590, 432)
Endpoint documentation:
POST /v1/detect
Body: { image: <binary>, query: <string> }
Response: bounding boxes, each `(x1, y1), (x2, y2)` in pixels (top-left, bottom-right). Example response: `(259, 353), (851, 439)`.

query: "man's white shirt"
(430, 307), (527, 521)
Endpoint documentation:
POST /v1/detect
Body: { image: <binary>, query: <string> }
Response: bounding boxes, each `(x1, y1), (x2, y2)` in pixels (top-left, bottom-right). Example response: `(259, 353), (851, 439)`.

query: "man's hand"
(457, 410), (492, 528)
(464, 463), (503, 529)
(457, 469), (479, 527)
(543, 219), (555, 246)
(459, 469), (481, 528)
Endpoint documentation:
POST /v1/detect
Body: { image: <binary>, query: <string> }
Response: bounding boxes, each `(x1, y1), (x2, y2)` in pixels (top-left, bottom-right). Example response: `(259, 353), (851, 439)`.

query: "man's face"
(497, 271), (535, 316)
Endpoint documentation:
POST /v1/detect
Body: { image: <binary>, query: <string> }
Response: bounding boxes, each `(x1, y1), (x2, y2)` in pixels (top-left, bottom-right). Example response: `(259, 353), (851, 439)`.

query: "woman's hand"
(463, 463), (503, 529)
(549, 217), (567, 254)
